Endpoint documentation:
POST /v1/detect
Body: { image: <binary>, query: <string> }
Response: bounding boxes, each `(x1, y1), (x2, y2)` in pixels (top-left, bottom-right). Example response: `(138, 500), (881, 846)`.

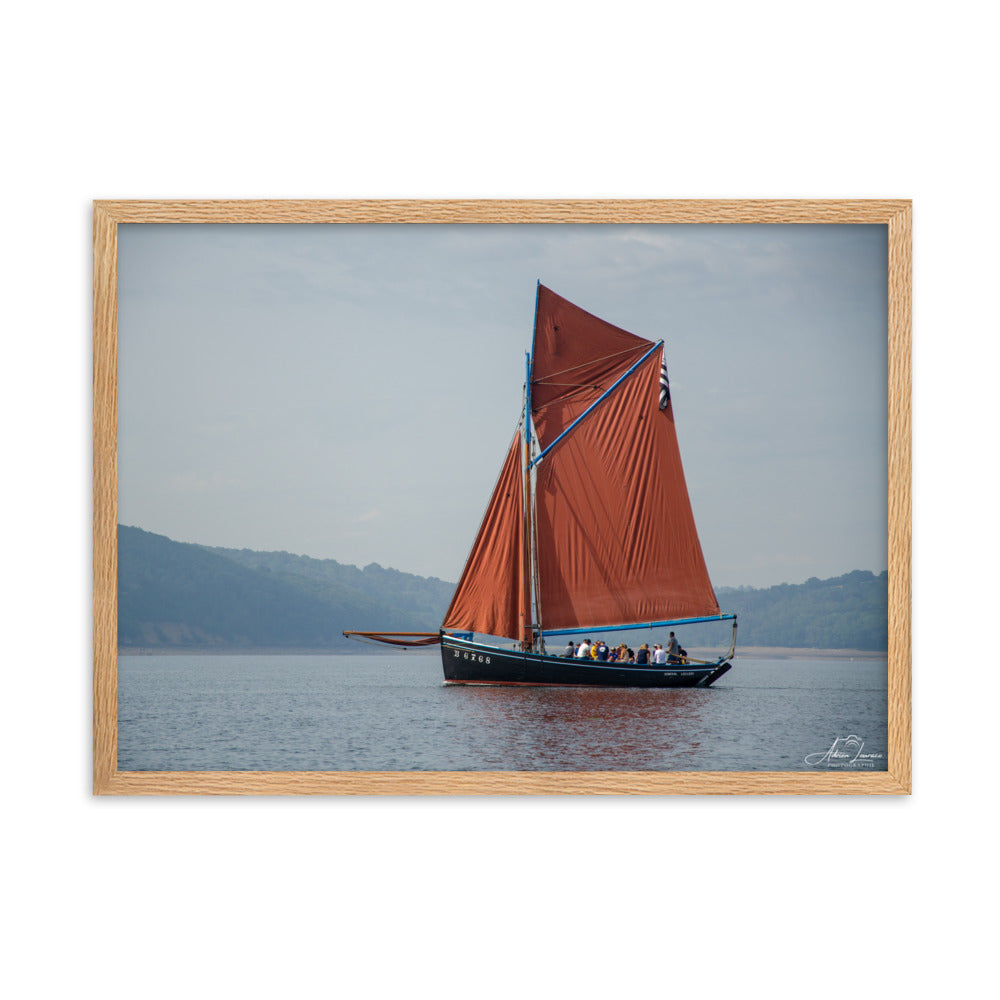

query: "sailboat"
(346, 284), (736, 687)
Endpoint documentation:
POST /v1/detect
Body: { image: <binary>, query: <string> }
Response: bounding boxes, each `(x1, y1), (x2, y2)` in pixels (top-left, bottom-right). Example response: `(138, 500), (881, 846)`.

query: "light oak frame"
(93, 199), (911, 795)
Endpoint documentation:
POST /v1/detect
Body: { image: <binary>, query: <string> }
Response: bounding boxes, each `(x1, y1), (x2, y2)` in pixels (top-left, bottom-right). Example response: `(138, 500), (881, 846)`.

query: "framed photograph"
(93, 199), (911, 794)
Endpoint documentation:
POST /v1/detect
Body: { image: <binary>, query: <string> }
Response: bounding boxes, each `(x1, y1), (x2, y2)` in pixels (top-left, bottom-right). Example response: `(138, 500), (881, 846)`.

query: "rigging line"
(535, 381), (611, 400)
(536, 381), (609, 388)
(529, 340), (663, 469)
(531, 385), (609, 415)
(532, 344), (651, 386)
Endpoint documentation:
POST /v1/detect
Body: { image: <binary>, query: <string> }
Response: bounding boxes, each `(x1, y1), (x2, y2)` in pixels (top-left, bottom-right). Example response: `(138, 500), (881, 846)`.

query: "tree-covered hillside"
(207, 544), (453, 626)
(117, 525), (887, 652)
(117, 525), (452, 651)
(691, 570), (888, 651)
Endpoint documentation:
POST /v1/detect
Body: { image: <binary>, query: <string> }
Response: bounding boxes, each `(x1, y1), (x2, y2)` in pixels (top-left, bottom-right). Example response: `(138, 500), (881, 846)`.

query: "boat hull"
(441, 634), (732, 688)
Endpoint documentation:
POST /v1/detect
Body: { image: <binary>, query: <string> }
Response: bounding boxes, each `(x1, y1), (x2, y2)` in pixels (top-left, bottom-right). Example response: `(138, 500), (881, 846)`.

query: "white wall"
(5, 3), (993, 997)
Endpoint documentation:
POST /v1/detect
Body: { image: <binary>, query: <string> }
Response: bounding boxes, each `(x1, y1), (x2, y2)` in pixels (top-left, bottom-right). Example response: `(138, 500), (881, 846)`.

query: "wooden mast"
(519, 281), (542, 652)
(521, 348), (534, 651)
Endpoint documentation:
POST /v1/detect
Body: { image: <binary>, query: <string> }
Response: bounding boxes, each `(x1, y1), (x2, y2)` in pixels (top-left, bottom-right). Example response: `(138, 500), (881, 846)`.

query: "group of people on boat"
(560, 632), (688, 666)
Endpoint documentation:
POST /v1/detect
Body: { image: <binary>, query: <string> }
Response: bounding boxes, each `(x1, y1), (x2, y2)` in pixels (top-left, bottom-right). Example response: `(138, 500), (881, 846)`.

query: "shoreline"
(117, 645), (888, 660)
(710, 646), (886, 661)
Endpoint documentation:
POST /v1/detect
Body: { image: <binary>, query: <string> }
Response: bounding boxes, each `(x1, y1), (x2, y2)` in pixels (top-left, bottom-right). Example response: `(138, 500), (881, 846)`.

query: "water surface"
(117, 653), (888, 771)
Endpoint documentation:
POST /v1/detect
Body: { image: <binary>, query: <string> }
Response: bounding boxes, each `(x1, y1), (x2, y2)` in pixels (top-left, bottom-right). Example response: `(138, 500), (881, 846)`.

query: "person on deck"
(596, 641), (609, 661)
(562, 641), (576, 657)
(652, 643), (667, 665)
(636, 643), (650, 665)
(576, 640), (592, 659)
(666, 632), (681, 664)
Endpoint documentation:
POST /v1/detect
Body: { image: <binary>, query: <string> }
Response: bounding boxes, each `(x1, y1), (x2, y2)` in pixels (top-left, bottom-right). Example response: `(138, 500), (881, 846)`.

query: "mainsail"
(440, 284), (720, 643)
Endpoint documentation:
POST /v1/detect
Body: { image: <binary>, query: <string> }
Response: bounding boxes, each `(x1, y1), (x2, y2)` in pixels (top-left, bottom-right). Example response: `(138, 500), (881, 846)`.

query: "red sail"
(530, 286), (720, 630)
(441, 433), (527, 640)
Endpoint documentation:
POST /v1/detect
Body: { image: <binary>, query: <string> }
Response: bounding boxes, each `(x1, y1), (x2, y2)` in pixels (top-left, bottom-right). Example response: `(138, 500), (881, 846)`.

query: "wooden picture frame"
(93, 199), (911, 795)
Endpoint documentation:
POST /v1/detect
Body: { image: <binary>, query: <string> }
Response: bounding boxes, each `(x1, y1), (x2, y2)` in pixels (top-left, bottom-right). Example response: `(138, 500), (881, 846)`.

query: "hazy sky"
(117, 222), (888, 589)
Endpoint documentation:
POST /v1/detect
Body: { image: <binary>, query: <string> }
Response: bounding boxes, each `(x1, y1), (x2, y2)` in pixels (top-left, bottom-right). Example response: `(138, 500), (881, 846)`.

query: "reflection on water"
(118, 654), (888, 772)
(451, 686), (712, 769)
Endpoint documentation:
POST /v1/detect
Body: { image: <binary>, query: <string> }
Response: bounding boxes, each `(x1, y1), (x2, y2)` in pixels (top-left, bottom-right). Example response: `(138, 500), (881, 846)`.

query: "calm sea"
(117, 653), (888, 772)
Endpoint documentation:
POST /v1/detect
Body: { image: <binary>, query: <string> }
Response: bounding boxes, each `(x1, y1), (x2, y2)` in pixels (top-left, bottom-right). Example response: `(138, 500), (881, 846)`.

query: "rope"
(533, 344), (648, 386)
(530, 344), (657, 415)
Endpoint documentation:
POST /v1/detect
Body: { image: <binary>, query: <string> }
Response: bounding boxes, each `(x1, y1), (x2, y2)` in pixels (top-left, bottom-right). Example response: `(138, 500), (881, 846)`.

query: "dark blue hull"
(441, 634), (732, 688)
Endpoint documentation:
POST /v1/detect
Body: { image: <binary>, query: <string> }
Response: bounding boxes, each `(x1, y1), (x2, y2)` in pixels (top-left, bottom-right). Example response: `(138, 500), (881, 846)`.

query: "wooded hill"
(117, 525), (888, 652)
(117, 525), (453, 651)
(699, 571), (888, 651)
